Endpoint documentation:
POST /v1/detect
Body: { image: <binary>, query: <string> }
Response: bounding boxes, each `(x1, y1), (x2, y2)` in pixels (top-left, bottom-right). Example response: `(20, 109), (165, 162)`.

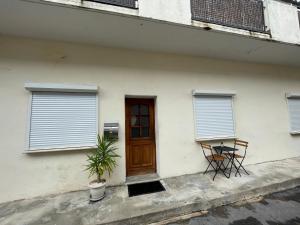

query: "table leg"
(220, 152), (234, 178)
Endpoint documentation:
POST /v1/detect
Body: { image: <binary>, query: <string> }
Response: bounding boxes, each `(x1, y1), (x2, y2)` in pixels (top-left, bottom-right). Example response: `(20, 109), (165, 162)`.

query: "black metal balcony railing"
(191, 0), (266, 33)
(281, 0), (300, 7)
(87, 0), (137, 9)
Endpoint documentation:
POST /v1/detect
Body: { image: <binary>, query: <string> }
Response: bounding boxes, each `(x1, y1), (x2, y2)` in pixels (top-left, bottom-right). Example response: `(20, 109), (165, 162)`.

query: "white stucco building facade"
(0, 0), (300, 203)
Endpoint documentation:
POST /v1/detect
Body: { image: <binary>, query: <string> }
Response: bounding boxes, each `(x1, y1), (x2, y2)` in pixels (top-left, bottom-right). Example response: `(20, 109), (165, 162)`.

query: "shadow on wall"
(0, 36), (300, 83)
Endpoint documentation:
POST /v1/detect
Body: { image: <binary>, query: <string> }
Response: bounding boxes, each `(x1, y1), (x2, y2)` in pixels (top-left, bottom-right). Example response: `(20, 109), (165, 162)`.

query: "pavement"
(167, 186), (300, 225)
(1, 157), (300, 225)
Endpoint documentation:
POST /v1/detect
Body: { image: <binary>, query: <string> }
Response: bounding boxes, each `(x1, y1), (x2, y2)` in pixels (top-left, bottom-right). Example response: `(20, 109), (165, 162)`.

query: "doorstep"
(126, 173), (160, 185)
(1, 157), (300, 225)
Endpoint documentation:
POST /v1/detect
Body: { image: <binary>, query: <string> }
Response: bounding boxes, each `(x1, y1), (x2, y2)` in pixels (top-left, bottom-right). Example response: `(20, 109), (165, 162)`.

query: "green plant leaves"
(85, 135), (120, 182)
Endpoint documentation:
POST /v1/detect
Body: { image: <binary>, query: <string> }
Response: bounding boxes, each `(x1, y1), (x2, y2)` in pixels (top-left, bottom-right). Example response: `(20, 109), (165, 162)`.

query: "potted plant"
(86, 135), (120, 201)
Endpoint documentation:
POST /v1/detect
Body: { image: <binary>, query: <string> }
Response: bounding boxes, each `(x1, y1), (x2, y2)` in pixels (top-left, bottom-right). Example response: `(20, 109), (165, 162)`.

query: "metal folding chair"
(224, 139), (249, 176)
(200, 143), (228, 181)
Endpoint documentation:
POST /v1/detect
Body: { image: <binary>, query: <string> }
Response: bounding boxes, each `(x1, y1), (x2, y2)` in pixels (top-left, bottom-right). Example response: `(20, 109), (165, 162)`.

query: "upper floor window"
(193, 91), (236, 140)
(25, 83), (98, 152)
(86, 0), (138, 9)
(287, 94), (300, 134)
(298, 8), (300, 28)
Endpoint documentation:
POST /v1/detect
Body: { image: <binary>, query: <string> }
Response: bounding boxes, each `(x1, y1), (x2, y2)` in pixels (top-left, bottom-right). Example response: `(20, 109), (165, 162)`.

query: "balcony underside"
(0, 0), (299, 67)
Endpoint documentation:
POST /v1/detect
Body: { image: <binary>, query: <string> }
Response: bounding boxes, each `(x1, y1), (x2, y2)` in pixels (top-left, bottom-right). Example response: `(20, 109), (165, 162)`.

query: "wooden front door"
(125, 98), (156, 176)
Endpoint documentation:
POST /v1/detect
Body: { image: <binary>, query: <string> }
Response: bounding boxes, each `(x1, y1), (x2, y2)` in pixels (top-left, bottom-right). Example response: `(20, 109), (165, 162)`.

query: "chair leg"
(220, 161), (226, 171)
(220, 161), (230, 178)
(235, 158), (249, 175)
(212, 161), (223, 181)
(212, 163), (218, 181)
(235, 169), (242, 177)
(232, 159), (242, 177)
(227, 155), (235, 178)
(240, 165), (249, 175)
(224, 156), (231, 169)
(204, 160), (213, 174)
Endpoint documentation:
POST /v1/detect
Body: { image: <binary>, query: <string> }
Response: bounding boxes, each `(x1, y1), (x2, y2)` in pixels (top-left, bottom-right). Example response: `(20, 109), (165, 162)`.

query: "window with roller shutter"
(25, 83), (98, 152)
(193, 93), (235, 140)
(287, 95), (300, 134)
(86, 0), (137, 9)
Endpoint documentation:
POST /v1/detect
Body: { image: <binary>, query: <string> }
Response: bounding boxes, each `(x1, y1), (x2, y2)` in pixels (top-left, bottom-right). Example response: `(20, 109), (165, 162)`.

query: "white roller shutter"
(287, 98), (300, 133)
(29, 92), (97, 150)
(194, 95), (235, 139)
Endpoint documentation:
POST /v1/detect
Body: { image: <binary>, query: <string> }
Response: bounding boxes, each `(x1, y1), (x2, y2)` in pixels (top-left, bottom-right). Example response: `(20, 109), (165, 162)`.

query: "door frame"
(125, 97), (157, 177)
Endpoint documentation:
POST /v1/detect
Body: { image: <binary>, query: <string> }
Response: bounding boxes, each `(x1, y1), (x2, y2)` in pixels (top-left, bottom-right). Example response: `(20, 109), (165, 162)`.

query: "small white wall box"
(104, 123), (119, 140)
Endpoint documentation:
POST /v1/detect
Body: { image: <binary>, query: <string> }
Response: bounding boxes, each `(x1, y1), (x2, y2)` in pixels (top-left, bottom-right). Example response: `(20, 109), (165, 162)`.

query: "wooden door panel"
(129, 144), (153, 167)
(125, 98), (156, 176)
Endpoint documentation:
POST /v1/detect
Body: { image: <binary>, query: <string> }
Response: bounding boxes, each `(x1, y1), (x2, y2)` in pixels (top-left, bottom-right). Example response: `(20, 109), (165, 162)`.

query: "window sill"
(24, 146), (97, 154)
(290, 131), (300, 135)
(195, 136), (236, 142)
(34, 0), (139, 15)
(85, 0), (138, 9)
(286, 93), (300, 98)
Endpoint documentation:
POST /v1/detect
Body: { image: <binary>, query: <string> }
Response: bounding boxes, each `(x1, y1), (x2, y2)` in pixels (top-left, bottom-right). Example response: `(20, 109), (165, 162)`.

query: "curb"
(100, 177), (300, 225)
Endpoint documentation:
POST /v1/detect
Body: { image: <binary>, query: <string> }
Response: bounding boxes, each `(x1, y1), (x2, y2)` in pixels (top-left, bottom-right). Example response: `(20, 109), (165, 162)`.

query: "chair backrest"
(234, 139), (248, 148)
(200, 142), (214, 158)
(234, 139), (248, 157)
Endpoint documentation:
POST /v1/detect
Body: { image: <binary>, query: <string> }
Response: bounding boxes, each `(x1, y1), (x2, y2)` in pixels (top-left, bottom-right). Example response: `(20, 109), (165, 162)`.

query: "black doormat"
(128, 181), (166, 197)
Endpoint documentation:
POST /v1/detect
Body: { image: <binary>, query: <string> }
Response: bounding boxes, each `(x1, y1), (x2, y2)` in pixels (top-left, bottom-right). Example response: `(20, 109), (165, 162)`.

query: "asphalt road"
(169, 187), (300, 225)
